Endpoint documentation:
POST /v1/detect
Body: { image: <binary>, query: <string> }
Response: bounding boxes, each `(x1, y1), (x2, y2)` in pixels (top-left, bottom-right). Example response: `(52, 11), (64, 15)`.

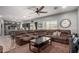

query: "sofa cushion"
(52, 31), (61, 37)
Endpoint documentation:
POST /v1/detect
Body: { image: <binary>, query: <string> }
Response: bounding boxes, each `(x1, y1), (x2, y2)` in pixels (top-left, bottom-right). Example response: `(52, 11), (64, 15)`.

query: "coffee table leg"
(29, 41), (32, 51)
(29, 42), (38, 53)
(38, 45), (40, 53)
(50, 40), (52, 45)
(49, 39), (52, 45)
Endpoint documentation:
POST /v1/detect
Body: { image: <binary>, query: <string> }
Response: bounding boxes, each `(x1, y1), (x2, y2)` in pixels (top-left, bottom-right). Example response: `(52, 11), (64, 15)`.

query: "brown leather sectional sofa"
(15, 29), (71, 45)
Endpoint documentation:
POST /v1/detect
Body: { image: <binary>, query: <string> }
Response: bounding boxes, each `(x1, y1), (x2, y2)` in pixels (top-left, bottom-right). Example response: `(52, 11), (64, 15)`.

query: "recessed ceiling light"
(62, 6), (67, 8)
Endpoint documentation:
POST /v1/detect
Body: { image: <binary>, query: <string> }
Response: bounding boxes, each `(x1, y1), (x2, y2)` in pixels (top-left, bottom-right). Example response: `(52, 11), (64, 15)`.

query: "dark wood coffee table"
(29, 37), (52, 53)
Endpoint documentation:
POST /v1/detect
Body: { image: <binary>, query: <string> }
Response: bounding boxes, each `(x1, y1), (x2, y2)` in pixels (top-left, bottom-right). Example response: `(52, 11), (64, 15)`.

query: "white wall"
(58, 10), (78, 34)
(77, 8), (79, 35)
(32, 10), (78, 34)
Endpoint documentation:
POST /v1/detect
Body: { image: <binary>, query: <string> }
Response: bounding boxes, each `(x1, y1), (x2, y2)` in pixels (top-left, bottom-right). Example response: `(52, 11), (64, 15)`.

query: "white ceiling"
(0, 6), (78, 22)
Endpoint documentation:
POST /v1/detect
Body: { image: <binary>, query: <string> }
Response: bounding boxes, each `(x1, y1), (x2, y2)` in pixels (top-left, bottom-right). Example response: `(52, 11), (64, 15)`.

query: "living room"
(0, 6), (79, 53)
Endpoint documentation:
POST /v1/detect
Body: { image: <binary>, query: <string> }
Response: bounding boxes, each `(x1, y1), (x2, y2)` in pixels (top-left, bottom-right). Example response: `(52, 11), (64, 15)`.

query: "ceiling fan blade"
(38, 6), (44, 12)
(39, 11), (47, 13)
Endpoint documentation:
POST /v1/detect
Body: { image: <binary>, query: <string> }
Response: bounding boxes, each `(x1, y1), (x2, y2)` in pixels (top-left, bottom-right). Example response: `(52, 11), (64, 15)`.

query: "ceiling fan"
(35, 6), (47, 14)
